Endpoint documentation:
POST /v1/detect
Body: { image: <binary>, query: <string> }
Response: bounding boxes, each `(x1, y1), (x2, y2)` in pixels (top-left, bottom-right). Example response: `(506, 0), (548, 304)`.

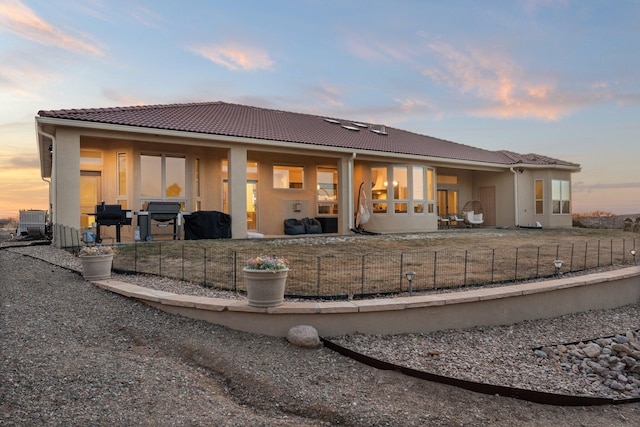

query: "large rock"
(287, 325), (321, 349)
(583, 343), (602, 358)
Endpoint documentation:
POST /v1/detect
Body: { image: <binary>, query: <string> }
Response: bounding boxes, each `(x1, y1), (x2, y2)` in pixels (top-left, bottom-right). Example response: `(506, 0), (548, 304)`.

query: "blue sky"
(1, 0), (639, 218)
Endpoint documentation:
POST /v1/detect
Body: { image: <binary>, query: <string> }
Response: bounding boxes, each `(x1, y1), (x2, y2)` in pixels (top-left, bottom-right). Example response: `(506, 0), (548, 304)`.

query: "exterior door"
(246, 181), (258, 230)
(478, 186), (496, 226)
(437, 189), (458, 216)
(80, 171), (101, 228)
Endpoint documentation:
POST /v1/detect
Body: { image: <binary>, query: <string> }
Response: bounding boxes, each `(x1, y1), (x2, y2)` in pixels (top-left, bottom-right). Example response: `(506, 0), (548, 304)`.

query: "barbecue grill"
(137, 201), (182, 241)
(94, 203), (132, 243)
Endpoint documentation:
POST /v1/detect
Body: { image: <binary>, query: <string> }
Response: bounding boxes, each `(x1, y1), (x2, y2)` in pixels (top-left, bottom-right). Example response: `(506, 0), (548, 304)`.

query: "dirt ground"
(3, 225), (640, 426)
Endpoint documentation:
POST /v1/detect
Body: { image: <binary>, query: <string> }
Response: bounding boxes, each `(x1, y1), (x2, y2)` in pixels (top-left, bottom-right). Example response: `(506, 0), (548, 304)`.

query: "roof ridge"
(497, 150), (522, 163)
(38, 101), (226, 116)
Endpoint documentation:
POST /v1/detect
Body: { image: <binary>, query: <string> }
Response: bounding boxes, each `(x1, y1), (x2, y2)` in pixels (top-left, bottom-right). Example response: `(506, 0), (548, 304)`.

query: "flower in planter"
(245, 255), (289, 271)
(79, 245), (116, 257)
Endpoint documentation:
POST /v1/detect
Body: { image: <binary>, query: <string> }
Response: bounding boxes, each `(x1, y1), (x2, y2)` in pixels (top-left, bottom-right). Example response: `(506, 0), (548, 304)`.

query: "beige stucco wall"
(53, 129), (81, 246)
(42, 123), (578, 245)
(353, 161), (438, 234)
(517, 169), (574, 228)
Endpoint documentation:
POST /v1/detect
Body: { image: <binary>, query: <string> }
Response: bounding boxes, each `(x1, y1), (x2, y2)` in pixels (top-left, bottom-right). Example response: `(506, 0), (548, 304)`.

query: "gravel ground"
(2, 243), (640, 426)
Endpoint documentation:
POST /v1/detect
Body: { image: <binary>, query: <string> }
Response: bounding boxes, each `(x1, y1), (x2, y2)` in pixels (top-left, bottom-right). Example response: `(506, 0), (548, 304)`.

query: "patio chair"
(462, 200), (485, 227)
(449, 214), (465, 228)
(437, 215), (450, 229)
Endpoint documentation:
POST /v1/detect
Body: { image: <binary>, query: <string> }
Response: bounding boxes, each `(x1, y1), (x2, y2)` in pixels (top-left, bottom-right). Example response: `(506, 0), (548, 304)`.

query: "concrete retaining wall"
(94, 266), (640, 337)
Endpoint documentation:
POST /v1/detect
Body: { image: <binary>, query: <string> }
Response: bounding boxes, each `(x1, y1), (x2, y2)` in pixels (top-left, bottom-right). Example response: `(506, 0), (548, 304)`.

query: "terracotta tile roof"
(498, 150), (579, 167)
(37, 102), (579, 168)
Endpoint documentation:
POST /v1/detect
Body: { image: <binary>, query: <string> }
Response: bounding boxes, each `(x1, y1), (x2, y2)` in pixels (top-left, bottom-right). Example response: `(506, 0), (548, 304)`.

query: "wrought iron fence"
(56, 224), (638, 300)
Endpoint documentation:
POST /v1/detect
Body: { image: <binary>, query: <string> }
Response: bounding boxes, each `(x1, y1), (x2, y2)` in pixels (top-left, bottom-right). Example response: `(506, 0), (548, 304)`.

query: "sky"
(1, 0), (639, 219)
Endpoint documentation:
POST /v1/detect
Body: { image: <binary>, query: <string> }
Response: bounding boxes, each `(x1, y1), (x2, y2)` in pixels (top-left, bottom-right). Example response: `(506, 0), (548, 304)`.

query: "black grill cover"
(184, 211), (231, 240)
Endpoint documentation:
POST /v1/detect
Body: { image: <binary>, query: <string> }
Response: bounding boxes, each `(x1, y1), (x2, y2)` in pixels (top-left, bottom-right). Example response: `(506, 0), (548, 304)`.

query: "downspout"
(510, 167), (519, 227)
(348, 152), (356, 230)
(38, 128), (56, 229)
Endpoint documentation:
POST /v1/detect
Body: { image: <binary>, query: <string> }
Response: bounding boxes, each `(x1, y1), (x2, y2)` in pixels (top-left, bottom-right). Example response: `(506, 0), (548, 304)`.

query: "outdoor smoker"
(94, 202), (132, 243)
(137, 201), (182, 241)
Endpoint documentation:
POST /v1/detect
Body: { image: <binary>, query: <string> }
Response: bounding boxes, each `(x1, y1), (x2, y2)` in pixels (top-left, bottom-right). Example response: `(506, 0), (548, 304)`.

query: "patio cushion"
(284, 218), (306, 235)
(302, 217), (322, 234)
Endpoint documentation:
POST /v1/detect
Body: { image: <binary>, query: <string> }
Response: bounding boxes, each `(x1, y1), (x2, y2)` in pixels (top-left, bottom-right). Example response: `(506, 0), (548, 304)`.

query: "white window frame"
(552, 179), (570, 215)
(140, 153), (187, 210)
(273, 165), (304, 189)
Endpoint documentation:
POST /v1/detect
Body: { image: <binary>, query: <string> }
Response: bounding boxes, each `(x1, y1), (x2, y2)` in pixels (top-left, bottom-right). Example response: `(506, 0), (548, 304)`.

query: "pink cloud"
(188, 43), (274, 71)
(422, 41), (570, 120)
(0, 0), (104, 56)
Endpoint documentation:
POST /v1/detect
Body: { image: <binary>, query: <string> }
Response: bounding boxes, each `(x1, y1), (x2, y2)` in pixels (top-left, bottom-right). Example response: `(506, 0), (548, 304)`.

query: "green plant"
(79, 245), (116, 257)
(244, 255), (289, 271)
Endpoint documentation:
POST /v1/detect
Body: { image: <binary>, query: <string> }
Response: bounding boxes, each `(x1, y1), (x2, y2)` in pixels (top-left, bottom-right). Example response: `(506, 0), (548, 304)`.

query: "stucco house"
(35, 102), (580, 245)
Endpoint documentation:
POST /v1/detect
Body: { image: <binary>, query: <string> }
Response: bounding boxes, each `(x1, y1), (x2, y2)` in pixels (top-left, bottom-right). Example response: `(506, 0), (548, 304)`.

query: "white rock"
(287, 325), (321, 349)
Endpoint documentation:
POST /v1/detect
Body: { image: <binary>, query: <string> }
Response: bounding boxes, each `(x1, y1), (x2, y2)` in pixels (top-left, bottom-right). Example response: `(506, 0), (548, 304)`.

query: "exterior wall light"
(404, 271), (416, 296)
(631, 249), (638, 265)
(553, 259), (564, 277)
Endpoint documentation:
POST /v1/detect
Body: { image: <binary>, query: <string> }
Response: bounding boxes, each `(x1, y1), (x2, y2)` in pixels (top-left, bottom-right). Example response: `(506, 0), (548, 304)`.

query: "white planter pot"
(243, 268), (288, 308)
(80, 254), (114, 280)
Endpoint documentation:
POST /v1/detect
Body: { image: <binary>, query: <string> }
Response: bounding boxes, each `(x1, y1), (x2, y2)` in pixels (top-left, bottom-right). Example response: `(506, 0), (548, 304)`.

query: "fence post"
(491, 248), (495, 283)
(433, 251), (438, 289)
(203, 247), (207, 286)
(159, 242), (162, 276)
(463, 250), (468, 287)
(181, 244), (185, 281)
(597, 240), (601, 267)
(584, 242), (588, 269)
(610, 238), (613, 266)
(233, 250), (237, 292)
(399, 252), (404, 291)
(514, 247), (519, 281)
(134, 241), (138, 272)
(361, 255), (365, 295)
(570, 243), (574, 272)
(536, 246), (540, 278)
(316, 256), (321, 298)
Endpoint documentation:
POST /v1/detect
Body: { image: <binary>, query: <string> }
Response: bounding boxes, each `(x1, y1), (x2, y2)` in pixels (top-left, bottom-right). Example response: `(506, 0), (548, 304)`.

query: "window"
(426, 168), (435, 213)
(393, 166), (408, 213)
(552, 179), (570, 214)
(141, 155), (162, 197)
(371, 165), (434, 215)
(437, 175), (458, 185)
(117, 153), (127, 197)
(371, 167), (387, 213)
(412, 166), (425, 213)
(194, 158), (201, 211)
(116, 153), (128, 209)
(140, 154), (186, 208)
(535, 179), (543, 215)
(80, 150), (102, 168)
(317, 167), (338, 215)
(273, 165), (304, 189)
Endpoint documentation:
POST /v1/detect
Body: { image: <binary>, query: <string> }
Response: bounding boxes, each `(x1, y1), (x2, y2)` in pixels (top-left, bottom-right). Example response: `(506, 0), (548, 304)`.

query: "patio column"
(337, 153), (355, 234)
(228, 146), (248, 239)
(55, 129), (81, 231)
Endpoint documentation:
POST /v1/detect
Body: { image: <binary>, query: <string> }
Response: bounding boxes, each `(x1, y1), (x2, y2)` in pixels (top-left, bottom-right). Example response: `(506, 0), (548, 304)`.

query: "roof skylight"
(370, 126), (388, 136)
